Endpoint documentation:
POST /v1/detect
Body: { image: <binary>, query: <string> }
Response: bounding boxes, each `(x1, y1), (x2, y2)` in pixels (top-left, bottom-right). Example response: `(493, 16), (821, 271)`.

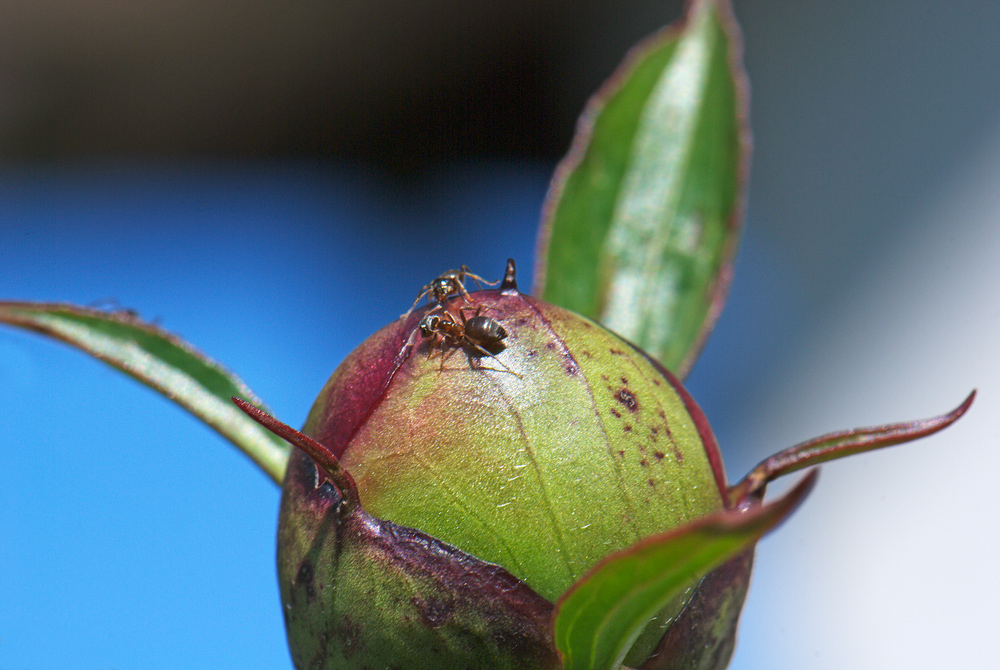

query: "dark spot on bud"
(582, 350), (593, 358)
(654, 451), (666, 461)
(317, 480), (342, 503)
(673, 444), (685, 462)
(651, 376), (661, 386)
(610, 348), (625, 356)
(490, 621), (551, 663)
(648, 478), (656, 488)
(618, 450), (626, 457)
(623, 424), (632, 432)
(601, 374), (609, 381)
(621, 376), (628, 385)
(640, 458), (650, 467)
(563, 353), (579, 375)
(411, 596), (456, 628)
(296, 560), (316, 601)
(582, 321), (593, 328)
(527, 349), (538, 358)
(545, 342), (557, 350)
(336, 614), (364, 659)
(615, 388), (639, 412)
(610, 408), (622, 418)
(311, 631), (331, 668)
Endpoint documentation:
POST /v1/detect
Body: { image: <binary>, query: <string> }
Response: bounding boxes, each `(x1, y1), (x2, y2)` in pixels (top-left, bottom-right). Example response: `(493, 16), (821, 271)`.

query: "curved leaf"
(553, 469), (816, 670)
(534, 0), (748, 378)
(0, 301), (290, 484)
(728, 390), (975, 505)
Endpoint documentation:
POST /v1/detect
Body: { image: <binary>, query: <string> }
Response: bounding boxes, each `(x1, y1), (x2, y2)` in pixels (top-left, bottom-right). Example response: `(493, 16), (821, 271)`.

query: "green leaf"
(553, 469), (816, 670)
(0, 301), (290, 484)
(534, 0), (748, 378)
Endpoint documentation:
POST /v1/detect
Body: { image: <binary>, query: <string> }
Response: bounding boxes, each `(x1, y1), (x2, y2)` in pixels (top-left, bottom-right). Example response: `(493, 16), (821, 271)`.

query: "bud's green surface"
(278, 273), (734, 669)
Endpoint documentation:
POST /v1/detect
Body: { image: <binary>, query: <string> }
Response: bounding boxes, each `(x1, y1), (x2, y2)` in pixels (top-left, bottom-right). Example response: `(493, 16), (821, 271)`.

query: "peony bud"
(263, 260), (734, 669)
(233, 260), (971, 670)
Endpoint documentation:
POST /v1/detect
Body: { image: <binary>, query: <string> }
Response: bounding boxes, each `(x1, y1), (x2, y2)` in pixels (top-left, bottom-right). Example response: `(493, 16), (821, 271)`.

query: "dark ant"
(418, 305), (517, 376)
(404, 265), (498, 317)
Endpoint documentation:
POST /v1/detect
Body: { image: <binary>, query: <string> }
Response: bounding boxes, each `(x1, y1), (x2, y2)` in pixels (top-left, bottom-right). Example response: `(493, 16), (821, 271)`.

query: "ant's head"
(418, 313), (441, 337)
(430, 277), (459, 303)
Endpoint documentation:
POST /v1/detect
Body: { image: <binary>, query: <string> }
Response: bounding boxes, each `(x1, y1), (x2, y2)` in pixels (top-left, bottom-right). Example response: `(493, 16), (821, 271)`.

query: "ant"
(418, 305), (518, 376)
(404, 265), (498, 317)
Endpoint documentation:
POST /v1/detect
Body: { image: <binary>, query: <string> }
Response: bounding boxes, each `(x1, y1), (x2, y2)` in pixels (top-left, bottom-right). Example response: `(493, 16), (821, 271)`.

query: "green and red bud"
(236, 260), (973, 670)
(302, 262), (726, 603)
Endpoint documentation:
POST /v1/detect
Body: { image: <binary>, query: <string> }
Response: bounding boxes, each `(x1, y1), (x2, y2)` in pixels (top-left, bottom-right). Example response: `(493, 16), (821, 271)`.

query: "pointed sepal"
(729, 391), (975, 505)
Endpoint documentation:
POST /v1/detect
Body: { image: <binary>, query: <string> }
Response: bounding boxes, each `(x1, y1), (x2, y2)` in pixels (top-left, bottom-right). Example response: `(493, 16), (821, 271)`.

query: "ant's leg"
(454, 279), (474, 304)
(439, 304), (463, 324)
(457, 304), (483, 326)
(423, 333), (447, 361)
(465, 348), (483, 372)
(403, 286), (432, 318)
(470, 344), (520, 378)
(439, 341), (461, 372)
(464, 269), (499, 289)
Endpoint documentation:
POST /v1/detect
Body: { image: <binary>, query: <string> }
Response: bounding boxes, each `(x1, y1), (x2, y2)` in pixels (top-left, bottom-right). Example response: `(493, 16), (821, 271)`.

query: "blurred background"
(1, 0), (998, 668)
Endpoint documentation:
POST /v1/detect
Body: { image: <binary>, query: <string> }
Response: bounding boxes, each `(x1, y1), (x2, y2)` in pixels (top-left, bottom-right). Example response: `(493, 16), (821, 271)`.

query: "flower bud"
(274, 261), (736, 669)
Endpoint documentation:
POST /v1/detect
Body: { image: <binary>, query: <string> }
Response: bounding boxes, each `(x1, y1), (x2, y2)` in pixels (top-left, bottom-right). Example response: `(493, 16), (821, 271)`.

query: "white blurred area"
(729, 124), (1000, 668)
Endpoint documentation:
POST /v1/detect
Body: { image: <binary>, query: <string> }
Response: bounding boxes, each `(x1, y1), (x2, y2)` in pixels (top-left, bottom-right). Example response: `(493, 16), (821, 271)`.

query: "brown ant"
(404, 265), (498, 317)
(418, 305), (517, 376)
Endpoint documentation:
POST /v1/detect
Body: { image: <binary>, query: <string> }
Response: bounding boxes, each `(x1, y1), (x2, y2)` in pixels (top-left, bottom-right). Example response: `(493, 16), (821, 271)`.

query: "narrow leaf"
(553, 470), (816, 670)
(0, 301), (290, 484)
(534, 0), (749, 378)
(728, 390), (975, 505)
